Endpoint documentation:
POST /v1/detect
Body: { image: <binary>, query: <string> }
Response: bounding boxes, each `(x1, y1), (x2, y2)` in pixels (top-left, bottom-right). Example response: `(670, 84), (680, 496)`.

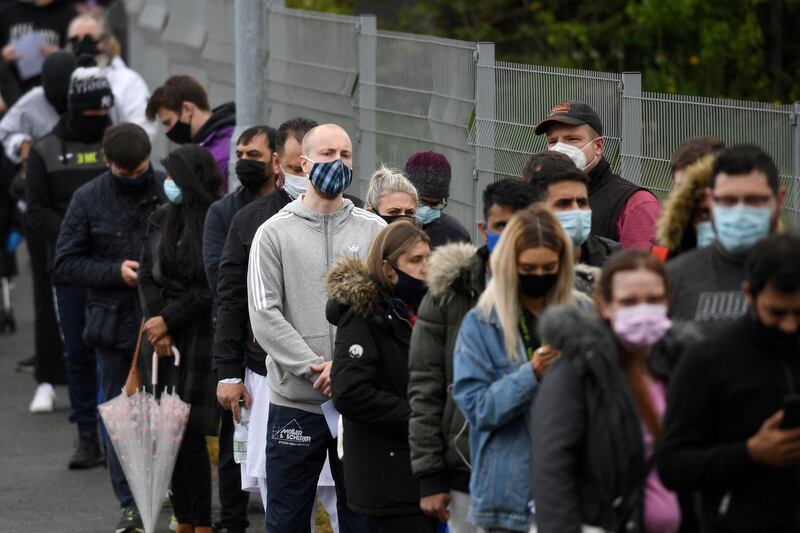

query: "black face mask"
(67, 114), (110, 143)
(166, 120), (192, 144)
(112, 164), (153, 191)
(379, 214), (415, 225)
(44, 89), (68, 114)
(393, 266), (428, 311)
(235, 159), (270, 194)
(750, 311), (800, 354)
(518, 273), (559, 299)
(69, 35), (99, 57)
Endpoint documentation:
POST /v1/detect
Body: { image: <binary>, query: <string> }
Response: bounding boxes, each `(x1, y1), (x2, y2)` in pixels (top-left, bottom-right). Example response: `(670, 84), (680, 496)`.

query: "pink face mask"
(612, 304), (672, 348)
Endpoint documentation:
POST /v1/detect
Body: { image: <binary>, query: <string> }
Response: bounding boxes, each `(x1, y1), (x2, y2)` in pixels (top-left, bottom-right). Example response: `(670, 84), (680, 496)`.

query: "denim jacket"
(453, 307), (539, 531)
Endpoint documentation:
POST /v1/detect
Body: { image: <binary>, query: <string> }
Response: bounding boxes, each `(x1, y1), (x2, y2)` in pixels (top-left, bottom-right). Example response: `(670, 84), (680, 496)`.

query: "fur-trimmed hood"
(539, 305), (608, 357)
(325, 257), (382, 318)
(426, 242), (482, 298)
(656, 154), (715, 251)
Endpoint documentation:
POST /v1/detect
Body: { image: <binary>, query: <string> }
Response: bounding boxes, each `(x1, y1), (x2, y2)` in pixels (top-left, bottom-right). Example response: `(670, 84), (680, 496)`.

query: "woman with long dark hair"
(531, 250), (686, 533)
(138, 144), (221, 533)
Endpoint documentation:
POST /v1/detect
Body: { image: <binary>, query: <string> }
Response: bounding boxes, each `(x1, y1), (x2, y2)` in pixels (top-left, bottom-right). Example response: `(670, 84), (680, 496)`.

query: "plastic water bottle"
(233, 399), (249, 464)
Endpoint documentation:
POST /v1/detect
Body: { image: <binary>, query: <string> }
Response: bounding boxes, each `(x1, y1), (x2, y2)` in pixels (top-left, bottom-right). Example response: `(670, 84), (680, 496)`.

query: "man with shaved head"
(248, 123), (384, 531)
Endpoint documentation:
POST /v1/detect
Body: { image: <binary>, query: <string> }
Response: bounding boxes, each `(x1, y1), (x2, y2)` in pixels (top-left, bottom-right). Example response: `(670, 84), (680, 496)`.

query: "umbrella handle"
(152, 345), (181, 388)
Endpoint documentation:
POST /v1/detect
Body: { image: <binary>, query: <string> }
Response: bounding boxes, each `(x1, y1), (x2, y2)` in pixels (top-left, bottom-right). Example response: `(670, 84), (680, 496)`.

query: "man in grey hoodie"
(248, 123), (385, 532)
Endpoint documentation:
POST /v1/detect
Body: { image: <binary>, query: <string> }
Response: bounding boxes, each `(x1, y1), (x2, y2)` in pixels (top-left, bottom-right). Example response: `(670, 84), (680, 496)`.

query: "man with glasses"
(665, 144), (786, 331)
(404, 151), (471, 248)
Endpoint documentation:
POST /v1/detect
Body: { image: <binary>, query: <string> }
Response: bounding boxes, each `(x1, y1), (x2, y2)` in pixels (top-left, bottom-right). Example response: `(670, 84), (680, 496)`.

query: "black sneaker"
(15, 355), (35, 373)
(68, 431), (105, 469)
(115, 506), (144, 533)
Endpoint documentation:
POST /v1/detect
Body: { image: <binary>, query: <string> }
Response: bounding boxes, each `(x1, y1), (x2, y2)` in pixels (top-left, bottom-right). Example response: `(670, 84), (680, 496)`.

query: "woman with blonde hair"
(326, 220), (436, 532)
(364, 165), (419, 224)
(453, 203), (585, 532)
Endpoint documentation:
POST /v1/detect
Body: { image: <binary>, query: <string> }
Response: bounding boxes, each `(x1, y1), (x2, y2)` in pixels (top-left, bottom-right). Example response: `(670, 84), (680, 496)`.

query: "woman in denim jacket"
(453, 204), (589, 532)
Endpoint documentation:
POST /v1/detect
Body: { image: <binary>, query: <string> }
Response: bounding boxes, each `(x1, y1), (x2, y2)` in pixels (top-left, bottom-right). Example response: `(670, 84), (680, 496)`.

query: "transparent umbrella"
(99, 347), (189, 533)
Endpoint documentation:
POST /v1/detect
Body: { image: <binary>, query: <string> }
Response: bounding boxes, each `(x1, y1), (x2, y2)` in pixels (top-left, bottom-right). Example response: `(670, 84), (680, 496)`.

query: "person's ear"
(272, 152), (281, 181)
(382, 260), (398, 284)
(300, 155), (313, 175)
(594, 136), (604, 156)
(478, 221), (488, 243)
(778, 186), (787, 213)
(181, 101), (193, 120)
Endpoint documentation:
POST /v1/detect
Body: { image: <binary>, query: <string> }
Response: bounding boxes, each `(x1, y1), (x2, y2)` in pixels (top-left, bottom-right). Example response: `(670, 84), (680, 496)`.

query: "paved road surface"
(0, 246), (266, 532)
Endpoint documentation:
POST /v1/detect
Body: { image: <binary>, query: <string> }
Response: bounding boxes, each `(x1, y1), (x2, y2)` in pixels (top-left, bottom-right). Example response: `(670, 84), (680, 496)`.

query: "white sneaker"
(30, 383), (55, 413)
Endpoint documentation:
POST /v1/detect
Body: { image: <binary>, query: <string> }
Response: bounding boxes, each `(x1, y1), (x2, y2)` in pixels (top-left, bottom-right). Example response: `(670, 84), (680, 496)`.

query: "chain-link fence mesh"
(123, 0), (800, 232)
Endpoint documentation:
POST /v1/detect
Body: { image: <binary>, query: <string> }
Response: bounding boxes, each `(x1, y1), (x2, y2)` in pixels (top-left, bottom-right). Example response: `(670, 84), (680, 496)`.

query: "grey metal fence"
(123, 0), (800, 233)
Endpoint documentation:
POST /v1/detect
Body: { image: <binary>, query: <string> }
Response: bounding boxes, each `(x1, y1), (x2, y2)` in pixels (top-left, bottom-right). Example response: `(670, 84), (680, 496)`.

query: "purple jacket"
(195, 102), (236, 195)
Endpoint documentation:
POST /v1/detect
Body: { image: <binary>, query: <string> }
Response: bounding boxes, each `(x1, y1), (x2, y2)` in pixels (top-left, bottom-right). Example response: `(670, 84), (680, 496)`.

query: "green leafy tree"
(288, 0), (800, 102)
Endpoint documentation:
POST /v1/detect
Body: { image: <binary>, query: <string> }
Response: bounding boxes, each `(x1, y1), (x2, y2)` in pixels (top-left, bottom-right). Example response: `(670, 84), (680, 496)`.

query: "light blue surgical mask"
(555, 209), (592, 247)
(416, 205), (442, 225)
(486, 230), (501, 254)
(694, 221), (716, 249)
(163, 179), (182, 204)
(713, 205), (771, 254)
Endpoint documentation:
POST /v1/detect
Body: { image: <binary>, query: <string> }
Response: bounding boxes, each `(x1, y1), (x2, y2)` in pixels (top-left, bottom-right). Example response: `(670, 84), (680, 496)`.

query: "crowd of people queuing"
(1, 4), (800, 533)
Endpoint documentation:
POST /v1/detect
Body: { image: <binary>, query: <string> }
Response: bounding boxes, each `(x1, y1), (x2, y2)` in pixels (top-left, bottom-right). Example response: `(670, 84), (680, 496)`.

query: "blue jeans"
(265, 403), (372, 533)
(54, 284), (98, 433)
(96, 347), (135, 509)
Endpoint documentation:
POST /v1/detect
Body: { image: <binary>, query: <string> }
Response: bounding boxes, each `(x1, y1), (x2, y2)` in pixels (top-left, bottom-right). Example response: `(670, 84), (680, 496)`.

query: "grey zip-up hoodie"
(247, 196), (386, 414)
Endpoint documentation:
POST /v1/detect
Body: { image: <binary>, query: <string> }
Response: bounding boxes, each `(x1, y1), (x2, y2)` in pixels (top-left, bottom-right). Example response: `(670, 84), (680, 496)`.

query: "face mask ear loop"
(582, 137), (601, 170)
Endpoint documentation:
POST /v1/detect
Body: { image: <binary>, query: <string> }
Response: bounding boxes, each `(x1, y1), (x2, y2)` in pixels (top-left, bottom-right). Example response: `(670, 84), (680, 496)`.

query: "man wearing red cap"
(534, 101), (661, 249)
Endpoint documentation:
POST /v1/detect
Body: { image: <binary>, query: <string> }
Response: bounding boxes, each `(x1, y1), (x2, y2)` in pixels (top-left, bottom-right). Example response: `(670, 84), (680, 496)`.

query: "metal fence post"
(473, 42), (495, 243)
(792, 101), (800, 213)
(357, 15), (378, 198)
(620, 72), (643, 186)
(232, 0), (265, 192)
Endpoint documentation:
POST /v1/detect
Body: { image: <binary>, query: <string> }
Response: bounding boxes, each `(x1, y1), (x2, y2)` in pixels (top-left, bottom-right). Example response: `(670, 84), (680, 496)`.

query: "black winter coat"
(54, 171), (164, 351)
(422, 212), (471, 249)
(327, 258), (419, 517)
(658, 316), (800, 533)
(26, 117), (107, 273)
(138, 207), (218, 435)
(532, 306), (700, 533)
(202, 186), (255, 308)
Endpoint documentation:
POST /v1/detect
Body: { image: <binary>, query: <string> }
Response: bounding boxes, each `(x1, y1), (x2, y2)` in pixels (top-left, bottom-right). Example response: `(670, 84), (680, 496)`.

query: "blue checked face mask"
(305, 157), (353, 196)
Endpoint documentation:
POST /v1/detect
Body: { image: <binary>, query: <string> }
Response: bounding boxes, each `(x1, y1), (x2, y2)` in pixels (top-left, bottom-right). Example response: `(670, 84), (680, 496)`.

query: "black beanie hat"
(41, 51), (77, 104)
(67, 54), (114, 113)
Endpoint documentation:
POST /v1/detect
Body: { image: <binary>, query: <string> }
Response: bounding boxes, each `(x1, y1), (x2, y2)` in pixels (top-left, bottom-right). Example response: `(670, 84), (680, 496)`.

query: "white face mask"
(549, 137), (601, 170)
(280, 164), (308, 200)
